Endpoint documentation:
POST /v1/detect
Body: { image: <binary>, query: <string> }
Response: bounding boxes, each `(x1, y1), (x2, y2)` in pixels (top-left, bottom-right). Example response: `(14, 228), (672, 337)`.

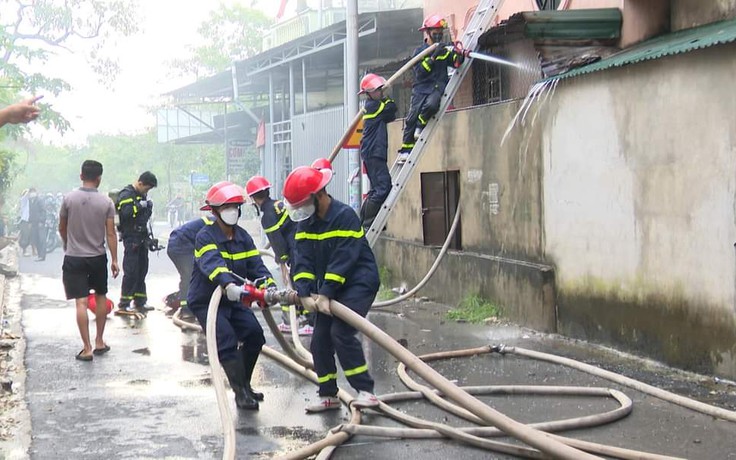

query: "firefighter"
(245, 175), (313, 336)
(116, 171), (158, 314)
(165, 214), (216, 320)
(397, 14), (465, 163)
(358, 73), (397, 229)
(283, 166), (380, 413)
(188, 181), (277, 410)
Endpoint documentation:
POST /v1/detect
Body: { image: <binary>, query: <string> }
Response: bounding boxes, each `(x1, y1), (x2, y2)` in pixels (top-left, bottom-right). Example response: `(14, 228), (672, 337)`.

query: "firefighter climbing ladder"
(365, 0), (503, 247)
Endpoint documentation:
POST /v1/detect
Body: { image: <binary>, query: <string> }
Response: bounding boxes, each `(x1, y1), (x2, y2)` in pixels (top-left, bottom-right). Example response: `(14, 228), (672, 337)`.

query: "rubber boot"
(241, 349), (264, 401)
(360, 200), (382, 231)
(221, 359), (259, 410)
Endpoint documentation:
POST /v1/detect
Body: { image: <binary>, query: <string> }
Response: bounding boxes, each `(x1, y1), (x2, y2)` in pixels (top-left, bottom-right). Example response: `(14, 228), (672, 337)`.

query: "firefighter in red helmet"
(187, 181), (277, 411)
(397, 14), (465, 163)
(283, 166), (380, 413)
(358, 73), (397, 230)
(245, 175), (313, 335)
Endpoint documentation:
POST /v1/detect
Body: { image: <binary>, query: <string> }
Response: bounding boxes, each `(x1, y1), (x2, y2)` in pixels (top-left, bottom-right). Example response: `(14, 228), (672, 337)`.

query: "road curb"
(0, 240), (31, 460)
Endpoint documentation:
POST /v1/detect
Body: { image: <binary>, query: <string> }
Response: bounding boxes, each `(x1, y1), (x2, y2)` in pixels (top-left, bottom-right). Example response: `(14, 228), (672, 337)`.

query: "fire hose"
(179, 252), (734, 459)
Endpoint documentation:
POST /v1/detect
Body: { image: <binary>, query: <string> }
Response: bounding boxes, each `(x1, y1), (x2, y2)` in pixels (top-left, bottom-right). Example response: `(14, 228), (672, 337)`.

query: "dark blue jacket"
(167, 215), (215, 255)
(259, 197), (296, 263)
(292, 198), (379, 309)
(412, 42), (464, 96)
(187, 223), (276, 309)
(117, 184), (153, 237)
(360, 97), (397, 160)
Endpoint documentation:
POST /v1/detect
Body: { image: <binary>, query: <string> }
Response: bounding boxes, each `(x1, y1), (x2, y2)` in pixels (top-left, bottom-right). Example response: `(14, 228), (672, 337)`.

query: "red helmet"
(419, 14), (447, 31)
(245, 175), (271, 197)
(310, 158), (333, 171)
(283, 166), (333, 221)
(200, 181), (245, 210)
(358, 73), (386, 94)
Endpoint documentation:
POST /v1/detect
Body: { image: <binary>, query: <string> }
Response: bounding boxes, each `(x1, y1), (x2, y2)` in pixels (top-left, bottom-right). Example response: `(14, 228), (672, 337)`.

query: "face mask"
(287, 200), (316, 222)
(219, 207), (240, 226)
(430, 31), (444, 43)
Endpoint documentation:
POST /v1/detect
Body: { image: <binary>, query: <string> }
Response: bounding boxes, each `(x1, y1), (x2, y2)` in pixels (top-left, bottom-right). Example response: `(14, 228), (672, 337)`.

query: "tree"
(171, 3), (272, 77)
(0, 0), (139, 135)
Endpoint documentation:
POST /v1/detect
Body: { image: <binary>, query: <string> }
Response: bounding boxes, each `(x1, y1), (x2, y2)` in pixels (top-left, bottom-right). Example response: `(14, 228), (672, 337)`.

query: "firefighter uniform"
(400, 42), (464, 153)
(166, 215), (215, 307)
(187, 222), (276, 362)
(259, 197), (301, 322)
(117, 184), (153, 309)
(361, 96), (397, 207)
(292, 198), (380, 396)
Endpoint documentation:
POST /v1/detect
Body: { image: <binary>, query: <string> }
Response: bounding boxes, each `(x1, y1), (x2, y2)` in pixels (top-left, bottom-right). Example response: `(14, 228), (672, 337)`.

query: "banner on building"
(227, 139), (251, 175)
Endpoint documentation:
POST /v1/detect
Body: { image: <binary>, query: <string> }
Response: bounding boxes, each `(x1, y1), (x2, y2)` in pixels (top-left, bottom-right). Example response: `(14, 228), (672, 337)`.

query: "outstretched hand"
(0, 96), (42, 127)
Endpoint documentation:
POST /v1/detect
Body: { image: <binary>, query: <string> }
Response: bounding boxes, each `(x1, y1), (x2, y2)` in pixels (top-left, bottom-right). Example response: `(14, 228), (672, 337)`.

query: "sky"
(31, 0), (284, 146)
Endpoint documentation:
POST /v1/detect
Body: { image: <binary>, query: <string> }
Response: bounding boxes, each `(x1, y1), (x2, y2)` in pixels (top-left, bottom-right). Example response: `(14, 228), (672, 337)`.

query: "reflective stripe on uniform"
(363, 100), (388, 120)
(195, 244), (218, 258)
(133, 293), (146, 298)
(201, 216), (214, 225)
(435, 49), (451, 61)
(317, 372), (338, 383)
(343, 364), (368, 377)
(294, 272), (316, 281)
(220, 249), (260, 260)
(401, 143), (415, 149)
(421, 57), (432, 72)
(295, 228), (364, 241)
(257, 278), (276, 289)
(264, 211), (289, 234)
(324, 273), (346, 284)
(208, 266), (230, 281)
(117, 197), (138, 218)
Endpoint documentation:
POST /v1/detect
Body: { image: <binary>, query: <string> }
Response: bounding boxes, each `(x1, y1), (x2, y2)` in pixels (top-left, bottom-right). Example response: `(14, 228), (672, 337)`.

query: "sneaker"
(352, 390), (379, 408)
(397, 152), (410, 164)
(305, 396), (341, 413)
(297, 324), (314, 336)
(277, 322), (292, 333)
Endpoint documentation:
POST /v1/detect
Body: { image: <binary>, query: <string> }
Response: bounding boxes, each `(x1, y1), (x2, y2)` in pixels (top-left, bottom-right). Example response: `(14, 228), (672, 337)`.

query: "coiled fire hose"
(179, 249), (734, 459)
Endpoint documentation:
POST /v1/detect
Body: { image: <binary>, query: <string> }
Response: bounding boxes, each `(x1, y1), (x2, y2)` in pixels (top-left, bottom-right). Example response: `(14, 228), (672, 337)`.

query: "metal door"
(420, 171), (461, 249)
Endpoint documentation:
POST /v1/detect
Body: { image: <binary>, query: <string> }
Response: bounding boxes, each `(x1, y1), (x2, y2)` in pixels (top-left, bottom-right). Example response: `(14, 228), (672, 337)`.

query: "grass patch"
(377, 266), (397, 301)
(446, 294), (501, 324)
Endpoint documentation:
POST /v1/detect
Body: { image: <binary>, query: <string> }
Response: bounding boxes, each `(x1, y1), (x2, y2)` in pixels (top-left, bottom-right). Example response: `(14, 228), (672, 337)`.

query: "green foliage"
(0, 0), (139, 134)
(446, 294), (501, 324)
(376, 266), (396, 301)
(8, 129), (261, 221)
(170, 4), (272, 77)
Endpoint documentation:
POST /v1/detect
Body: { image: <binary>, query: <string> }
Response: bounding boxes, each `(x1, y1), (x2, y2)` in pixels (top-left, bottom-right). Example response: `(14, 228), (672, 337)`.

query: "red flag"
(277, 0), (288, 19)
(255, 119), (266, 148)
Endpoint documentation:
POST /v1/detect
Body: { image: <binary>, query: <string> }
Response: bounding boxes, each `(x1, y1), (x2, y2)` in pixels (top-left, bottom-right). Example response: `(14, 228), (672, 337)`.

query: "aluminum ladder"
(365, 0), (504, 247)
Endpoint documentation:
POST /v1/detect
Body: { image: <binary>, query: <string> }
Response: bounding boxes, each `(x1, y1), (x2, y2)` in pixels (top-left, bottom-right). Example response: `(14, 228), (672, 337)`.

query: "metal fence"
(291, 106), (350, 204)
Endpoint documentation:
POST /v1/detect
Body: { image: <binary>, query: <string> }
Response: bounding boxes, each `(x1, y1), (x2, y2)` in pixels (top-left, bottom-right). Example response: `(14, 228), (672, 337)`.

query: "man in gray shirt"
(59, 160), (120, 361)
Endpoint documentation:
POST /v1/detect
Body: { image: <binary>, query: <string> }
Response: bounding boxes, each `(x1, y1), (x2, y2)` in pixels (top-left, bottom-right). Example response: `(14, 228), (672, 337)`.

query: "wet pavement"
(13, 222), (736, 459)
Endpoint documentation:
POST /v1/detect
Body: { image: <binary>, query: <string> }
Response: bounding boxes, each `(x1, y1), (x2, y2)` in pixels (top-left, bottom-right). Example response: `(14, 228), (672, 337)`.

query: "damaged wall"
(380, 41), (736, 378)
(543, 43), (736, 378)
(376, 101), (556, 331)
(671, 0), (736, 30)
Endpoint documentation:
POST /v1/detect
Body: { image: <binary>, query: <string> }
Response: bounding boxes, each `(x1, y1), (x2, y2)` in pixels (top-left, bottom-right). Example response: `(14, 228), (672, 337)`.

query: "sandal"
(76, 350), (93, 361)
(93, 345), (111, 355)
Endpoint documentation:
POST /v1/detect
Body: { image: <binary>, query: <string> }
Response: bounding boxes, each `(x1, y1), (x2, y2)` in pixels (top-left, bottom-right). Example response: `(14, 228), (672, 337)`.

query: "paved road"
(15, 222), (736, 459)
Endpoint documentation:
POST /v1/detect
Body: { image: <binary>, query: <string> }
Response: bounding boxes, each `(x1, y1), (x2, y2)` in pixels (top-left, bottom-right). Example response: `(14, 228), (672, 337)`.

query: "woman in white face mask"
(187, 181), (278, 411)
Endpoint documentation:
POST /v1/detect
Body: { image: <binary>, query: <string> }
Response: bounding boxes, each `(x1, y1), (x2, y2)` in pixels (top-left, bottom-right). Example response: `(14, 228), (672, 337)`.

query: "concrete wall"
(543, 44), (736, 377)
(378, 101), (556, 331)
(671, 0), (736, 30)
(382, 42), (736, 378)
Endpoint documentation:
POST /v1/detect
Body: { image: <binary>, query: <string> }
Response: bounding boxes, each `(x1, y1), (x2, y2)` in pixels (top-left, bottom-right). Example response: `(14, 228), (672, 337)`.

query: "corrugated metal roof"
(551, 17), (736, 80)
(522, 8), (622, 42)
(480, 8), (621, 46)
